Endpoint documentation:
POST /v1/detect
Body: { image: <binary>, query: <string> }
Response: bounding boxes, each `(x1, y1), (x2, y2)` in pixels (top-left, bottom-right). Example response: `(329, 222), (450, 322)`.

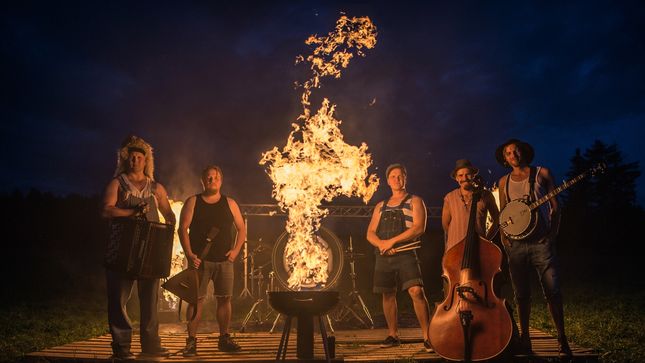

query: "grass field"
(1, 279), (643, 362)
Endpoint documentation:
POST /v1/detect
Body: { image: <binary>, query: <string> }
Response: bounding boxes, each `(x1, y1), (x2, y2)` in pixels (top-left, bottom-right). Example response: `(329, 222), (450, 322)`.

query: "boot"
(182, 336), (197, 357)
(547, 297), (572, 358)
(517, 300), (533, 354)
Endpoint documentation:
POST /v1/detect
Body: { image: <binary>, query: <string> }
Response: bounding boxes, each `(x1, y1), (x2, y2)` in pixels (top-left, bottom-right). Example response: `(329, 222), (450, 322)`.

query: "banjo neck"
(527, 164), (604, 210)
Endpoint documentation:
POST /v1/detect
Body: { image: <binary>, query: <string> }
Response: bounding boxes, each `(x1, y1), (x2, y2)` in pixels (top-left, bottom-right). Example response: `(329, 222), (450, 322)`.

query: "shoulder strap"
(380, 198), (390, 212)
(529, 166), (537, 202)
(116, 174), (129, 191)
(398, 194), (413, 208)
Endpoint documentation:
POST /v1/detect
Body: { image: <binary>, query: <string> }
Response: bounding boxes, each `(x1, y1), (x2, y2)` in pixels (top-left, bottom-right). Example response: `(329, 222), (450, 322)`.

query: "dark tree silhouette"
(560, 140), (642, 277)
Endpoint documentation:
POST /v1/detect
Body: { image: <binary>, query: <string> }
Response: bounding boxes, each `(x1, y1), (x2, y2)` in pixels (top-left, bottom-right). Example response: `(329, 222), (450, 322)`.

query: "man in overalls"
(366, 163), (432, 352)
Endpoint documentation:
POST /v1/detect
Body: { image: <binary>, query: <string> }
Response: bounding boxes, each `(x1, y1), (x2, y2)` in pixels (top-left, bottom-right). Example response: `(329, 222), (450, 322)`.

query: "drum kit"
(238, 228), (374, 333)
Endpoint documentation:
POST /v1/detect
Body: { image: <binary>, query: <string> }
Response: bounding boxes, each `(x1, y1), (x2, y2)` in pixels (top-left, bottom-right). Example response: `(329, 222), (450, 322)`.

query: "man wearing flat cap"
(101, 135), (176, 360)
(496, 139), (572, 357)
(441, 159), (499, 253)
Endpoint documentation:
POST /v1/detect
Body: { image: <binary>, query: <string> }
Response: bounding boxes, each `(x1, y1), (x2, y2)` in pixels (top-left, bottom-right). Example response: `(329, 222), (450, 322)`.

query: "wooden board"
(25, 326), (598, 362)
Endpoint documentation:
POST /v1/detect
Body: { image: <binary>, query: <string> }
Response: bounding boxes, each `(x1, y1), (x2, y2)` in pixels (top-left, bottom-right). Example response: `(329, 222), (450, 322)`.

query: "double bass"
(429, 179), (513, 361)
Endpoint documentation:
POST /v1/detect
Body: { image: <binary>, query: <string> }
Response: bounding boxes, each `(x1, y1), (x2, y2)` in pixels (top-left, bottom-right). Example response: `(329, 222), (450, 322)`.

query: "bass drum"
(271, 226), (344, 291)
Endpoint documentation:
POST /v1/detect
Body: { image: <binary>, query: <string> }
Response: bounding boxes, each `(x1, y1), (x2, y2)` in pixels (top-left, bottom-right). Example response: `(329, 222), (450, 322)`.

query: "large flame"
(260, 16), (379, 290)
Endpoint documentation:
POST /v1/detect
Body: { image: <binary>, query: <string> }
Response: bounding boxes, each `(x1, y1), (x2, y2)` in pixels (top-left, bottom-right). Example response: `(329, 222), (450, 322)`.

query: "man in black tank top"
(496, 139), (571, 358)
(366, 164), (432, 352)
(178, 165), (246, 355)
(102, 136), (176, 360)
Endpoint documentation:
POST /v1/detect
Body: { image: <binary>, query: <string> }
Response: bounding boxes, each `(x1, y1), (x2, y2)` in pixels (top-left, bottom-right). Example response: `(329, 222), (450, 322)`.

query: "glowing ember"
(260, 16), (379, 290)
(159, 199), (185, 308)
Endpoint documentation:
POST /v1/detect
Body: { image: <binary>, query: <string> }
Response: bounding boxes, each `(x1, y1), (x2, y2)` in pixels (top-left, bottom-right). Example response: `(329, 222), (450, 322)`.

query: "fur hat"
(450, 159), (479, 179)
(495, 139), (534, 167)
(114, 135), (155, 179)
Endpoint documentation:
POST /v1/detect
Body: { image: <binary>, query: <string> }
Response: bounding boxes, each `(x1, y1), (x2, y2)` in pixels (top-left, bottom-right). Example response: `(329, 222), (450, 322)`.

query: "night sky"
(3, 1), (644, 207)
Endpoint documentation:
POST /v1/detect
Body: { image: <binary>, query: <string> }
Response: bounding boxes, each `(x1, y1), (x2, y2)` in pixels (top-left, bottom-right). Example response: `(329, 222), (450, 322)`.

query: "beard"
(203, 186), (219, 195)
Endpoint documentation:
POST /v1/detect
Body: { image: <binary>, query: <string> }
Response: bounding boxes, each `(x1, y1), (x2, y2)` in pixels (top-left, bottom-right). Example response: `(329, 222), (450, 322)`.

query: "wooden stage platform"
(25, 326), (597, 362)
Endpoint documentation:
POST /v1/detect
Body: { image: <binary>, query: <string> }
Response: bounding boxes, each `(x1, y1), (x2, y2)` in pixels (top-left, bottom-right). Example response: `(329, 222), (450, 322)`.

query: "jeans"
(504, 237), (562, 303)
(105, 269), (161, 351)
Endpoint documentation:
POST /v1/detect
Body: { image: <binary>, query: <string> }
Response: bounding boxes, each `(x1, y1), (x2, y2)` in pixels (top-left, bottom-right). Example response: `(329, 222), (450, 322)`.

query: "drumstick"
(394, 241), (421, 250)
(394, 245), (421, 253)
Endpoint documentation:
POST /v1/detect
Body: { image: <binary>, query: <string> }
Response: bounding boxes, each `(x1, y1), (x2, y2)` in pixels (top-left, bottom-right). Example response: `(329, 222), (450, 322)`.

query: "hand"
(225, 249), (240, 262)
(382, 248), (396, 256)
(379, 239), (396, 255)
(133, 202), (150, 217)
(188, 253), (201, 269)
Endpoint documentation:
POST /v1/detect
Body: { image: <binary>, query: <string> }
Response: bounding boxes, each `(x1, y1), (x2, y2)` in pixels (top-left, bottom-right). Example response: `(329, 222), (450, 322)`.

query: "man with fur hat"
(366, 163), (432, 352)
(441, 159), (499, 253)
(496, 139), (572, 357)
(102, 135), (176, 359)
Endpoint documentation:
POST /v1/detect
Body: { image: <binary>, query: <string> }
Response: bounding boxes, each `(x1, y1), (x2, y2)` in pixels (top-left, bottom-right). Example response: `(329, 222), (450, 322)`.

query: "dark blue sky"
(3, 1), (644, 206)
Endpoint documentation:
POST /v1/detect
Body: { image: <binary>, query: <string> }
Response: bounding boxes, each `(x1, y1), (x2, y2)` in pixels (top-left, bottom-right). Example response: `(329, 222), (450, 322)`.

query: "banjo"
(499, 163), (605, 240)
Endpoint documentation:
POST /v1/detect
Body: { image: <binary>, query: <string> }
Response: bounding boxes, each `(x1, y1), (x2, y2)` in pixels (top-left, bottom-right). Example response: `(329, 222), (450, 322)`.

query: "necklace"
(459, 191), (472, 209)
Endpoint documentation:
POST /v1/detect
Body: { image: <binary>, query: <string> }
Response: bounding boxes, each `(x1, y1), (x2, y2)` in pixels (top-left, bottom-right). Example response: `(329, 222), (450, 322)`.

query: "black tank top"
(189, 194), (234, 262)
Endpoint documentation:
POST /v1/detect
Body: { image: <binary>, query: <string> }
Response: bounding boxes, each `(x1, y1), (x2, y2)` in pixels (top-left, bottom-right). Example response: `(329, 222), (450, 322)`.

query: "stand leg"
(318, 316), (331, 363)
(270, 313), (281, 333)
(325, 314), (334, 334)
(276, 316), (292, 362)
(240, 299), (262, 332)
(356, 292), (375, 328)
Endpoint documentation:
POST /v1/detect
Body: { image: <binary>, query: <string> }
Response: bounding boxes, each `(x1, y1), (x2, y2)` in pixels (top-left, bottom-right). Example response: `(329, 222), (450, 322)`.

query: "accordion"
(114, 218), (175, 279)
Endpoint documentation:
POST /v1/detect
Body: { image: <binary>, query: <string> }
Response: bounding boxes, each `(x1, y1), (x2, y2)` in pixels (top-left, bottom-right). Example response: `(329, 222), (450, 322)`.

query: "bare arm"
(155, 183), (176, 225)
(540, 167), (561, 238)
(382, 196), (427, 252)
(441, 197), (451, 246)
(484, 190), (500, 240)
(497, 176), (510, 247)
(225, 198), (246, 262)
(366, 201), (384, 249)
(178, 196), (200, 269)
(102, 179), (137, 218)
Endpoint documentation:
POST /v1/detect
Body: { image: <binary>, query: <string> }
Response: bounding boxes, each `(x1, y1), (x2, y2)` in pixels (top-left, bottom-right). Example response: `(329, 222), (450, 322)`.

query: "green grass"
(529, 280), (645, 363)
(0, 296), (108, 362)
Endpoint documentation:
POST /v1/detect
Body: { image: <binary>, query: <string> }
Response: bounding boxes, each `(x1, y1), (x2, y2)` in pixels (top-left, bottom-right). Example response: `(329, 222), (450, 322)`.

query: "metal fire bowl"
(268, 291), (340, 316)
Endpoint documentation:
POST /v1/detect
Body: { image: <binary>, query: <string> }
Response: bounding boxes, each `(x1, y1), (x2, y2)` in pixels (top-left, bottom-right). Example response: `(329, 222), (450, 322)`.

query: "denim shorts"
(198, 260), (234, 297)
(373, 252), (423, 293)
(504, 237), (561, 301)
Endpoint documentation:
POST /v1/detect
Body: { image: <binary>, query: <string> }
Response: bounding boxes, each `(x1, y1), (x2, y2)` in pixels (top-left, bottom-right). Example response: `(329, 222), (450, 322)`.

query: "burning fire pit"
(269, 290), (339, 361)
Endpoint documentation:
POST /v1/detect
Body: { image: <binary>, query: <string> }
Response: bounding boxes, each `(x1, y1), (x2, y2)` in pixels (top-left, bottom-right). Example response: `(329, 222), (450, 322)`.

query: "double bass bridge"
(455, 281), (491, 307)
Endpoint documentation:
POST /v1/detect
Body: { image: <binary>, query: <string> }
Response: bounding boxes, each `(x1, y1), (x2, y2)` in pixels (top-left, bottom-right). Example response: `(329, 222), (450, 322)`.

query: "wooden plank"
(26, 326), (598, 362)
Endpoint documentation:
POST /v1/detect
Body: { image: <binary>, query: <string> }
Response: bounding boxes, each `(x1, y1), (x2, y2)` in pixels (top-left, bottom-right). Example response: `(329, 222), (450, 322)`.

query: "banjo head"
(499, 200), (534, 238)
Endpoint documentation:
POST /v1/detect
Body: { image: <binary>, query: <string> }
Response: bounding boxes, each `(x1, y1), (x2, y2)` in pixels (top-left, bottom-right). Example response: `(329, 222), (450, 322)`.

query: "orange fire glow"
(260, 16), (379, 290)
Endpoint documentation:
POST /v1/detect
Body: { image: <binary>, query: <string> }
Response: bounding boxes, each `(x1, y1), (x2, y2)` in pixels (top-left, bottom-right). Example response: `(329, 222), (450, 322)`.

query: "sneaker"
(423, 340), (434, 353)
(140, 346), (169, 358)
(111, 350), (135, 360)
(218, 333), (242, 352)
(110, 343), (135, 361)
(182, 337), (197, 357)
(380, 335), (401, 348)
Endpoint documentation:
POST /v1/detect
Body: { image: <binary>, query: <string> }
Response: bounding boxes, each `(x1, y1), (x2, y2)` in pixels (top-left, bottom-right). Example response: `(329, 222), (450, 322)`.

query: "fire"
(159, 199), (185, 308)
(260, 16), (379, 290)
